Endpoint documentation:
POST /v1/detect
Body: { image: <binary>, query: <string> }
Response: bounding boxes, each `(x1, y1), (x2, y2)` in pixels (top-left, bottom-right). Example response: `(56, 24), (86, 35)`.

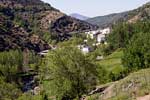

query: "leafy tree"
(107, 22), (135, 50)
(0, 50), (23, 67)
(0, 50), (23, 82)
(41, 47), (98, 100)
(122, 32), (150, 71)
(0, 49), (42, 99)
(107, 20), (150, 51)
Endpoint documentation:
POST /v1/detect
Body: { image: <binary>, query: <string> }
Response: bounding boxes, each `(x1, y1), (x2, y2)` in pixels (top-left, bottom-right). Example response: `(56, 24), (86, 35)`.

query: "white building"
(85, 27), (111, 44)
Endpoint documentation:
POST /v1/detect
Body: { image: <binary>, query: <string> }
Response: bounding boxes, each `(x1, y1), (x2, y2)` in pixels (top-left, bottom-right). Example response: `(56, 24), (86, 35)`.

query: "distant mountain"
(86, 2), (150, 28)
(86, 12), (129, 28)
(70, 13), (90, 20)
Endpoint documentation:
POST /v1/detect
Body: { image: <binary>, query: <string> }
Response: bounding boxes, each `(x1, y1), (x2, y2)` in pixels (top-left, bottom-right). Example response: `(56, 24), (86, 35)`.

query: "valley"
(0, 0), (150, 100)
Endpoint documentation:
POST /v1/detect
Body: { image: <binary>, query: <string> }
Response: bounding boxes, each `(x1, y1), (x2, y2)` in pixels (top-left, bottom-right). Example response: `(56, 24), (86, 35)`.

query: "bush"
(0, 50), (23, 67)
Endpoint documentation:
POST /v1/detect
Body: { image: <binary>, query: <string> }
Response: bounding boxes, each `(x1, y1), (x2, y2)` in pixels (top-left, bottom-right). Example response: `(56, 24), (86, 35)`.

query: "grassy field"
(96, 49), (127, 82)
(98, 49), (124, 72)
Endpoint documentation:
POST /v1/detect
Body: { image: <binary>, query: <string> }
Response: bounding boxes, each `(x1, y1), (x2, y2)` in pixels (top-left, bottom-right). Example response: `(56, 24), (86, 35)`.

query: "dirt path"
(137, 94), (150, 100)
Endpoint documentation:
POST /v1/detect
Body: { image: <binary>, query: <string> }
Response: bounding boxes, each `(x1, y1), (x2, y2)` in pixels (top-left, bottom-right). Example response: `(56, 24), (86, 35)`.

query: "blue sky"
(42, 0), (150, 17)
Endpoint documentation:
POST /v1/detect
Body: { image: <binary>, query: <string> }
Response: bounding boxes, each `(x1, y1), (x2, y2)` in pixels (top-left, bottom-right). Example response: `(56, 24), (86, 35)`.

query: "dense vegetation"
(123, 32), (150, 71)
(0, 50), (42, 100)
(103, 20), (150, 74)
(107, 20), (150, 50)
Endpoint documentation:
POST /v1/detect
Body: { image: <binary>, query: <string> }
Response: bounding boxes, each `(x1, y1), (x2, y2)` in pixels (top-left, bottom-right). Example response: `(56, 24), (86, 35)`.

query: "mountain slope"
(0, 0), (98, 51)
(51, 15), (97, 34)
(86, 12), (129, 28)
(0, 0), (97, 34)
(0, 0), (56, 51)
(86, 2), (150, 27)
(69, 13), (90, 20)
(0, 11), (50, 52)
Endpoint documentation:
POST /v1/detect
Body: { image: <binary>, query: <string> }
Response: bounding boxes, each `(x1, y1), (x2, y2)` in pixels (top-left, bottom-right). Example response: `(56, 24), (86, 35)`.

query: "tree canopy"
(122, 32), (150, 70)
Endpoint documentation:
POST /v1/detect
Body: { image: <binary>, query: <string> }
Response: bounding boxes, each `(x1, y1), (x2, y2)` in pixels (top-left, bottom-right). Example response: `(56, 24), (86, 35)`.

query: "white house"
(85, 27), (111, 44)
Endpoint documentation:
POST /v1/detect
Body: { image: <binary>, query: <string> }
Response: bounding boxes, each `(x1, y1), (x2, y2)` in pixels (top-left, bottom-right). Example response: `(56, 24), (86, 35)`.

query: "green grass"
(96, 49), (126, 82)
(98, 49), (124, 71)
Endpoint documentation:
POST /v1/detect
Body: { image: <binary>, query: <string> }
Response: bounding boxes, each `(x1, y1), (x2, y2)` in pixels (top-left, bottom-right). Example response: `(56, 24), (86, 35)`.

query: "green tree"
(41, 47), (98, 100)
(122, 32), (150, 71)
(107, 22), (135, 50)
(0, 50), (23, 82)
(107, 20), (150, 51)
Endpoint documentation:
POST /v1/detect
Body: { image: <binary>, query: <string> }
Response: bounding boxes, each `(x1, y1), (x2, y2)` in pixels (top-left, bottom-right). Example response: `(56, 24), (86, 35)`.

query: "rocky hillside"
(50, 15), (98, 41)
(0, 13), (50, 52)
(86, 2), (150, 28)
(0, 0), (98, 51)
(51, 15), (97, 34)
(0, 0), (64, 32)
(0, 0), (97, 35)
